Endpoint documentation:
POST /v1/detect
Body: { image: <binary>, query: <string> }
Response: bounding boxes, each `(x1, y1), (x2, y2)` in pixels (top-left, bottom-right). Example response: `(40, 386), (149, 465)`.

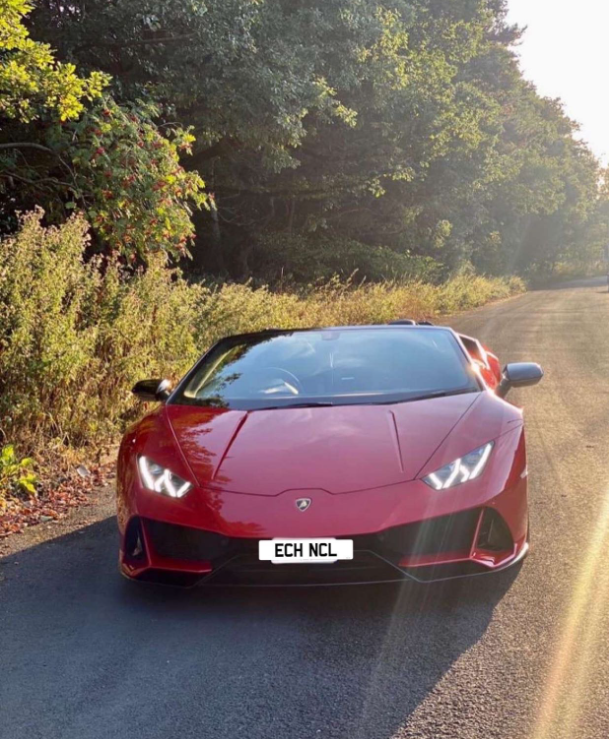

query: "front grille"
(138, 507), (516, 585)
(143, 508), (482, 568)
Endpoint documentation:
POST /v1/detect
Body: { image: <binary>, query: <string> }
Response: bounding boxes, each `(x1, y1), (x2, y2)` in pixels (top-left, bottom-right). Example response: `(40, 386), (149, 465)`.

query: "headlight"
(137, 456), (192, 498)
(422, 442), (494, 491)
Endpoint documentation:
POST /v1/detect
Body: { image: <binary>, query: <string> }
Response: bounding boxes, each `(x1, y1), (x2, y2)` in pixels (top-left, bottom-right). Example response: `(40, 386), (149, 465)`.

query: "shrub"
(0, 211), (524, 460)
(0, 210), (201, 451)
(194, 272), (524, 347)
(0, 445), (36, 513)
(252, 233), (441, 284)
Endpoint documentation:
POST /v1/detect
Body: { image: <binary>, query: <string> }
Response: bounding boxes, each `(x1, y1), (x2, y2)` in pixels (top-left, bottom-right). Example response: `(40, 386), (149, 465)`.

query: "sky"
(506, 0), (609, 164)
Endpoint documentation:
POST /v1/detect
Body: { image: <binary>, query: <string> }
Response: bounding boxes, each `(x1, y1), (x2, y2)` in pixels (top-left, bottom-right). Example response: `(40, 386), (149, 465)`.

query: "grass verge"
(0, 212), (524, 532)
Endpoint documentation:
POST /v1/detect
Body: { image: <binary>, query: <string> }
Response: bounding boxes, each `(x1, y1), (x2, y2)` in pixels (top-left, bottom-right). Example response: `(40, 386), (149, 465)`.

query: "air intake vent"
(124, 517), (146, 561)
(378, 509), (481, 557)
(476, 509), (513, 552)
(144, 519), (235, 561)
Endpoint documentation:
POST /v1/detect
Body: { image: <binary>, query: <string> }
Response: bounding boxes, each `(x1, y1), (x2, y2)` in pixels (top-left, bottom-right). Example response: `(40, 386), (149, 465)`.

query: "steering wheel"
(333, 366), (400, 392)
(253, 367), (304, 396)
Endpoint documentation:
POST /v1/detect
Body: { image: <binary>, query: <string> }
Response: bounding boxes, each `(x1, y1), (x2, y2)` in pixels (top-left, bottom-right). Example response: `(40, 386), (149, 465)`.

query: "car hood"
(165, 393), (483, 496)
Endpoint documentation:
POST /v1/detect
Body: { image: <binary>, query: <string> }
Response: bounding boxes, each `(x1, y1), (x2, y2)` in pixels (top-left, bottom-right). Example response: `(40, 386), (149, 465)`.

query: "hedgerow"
(0, 211), (524, 492)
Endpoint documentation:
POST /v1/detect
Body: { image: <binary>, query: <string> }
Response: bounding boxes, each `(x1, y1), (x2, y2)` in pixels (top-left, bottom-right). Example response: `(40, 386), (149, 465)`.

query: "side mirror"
(496, 363), (544, 399)
(132, 379), (173, 402)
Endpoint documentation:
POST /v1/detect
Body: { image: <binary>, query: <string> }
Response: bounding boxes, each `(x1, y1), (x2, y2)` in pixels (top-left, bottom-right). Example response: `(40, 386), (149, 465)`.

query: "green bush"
(252, 233), (442, 284)
(195, 272), (523, 345)
(0, 211), (524, 459)
(0, 210), (201, 450)
(0, 445), (36, 513)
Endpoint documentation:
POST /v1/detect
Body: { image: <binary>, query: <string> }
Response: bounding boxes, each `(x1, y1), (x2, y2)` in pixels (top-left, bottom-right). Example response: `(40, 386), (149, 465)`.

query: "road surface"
(2, 278), (609, 739)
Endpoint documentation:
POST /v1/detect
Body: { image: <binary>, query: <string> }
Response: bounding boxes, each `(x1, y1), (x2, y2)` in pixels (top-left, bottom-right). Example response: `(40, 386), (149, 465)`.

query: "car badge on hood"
(295, 498), (312, 512)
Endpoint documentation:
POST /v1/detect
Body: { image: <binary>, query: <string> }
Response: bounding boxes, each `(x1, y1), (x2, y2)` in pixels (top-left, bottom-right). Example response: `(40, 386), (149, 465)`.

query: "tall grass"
(196, 273), (523, 347)
(0, 211), (524, 460)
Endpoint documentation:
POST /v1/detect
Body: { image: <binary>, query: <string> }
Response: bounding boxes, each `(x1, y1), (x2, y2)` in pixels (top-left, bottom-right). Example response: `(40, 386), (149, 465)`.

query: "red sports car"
(117, 324), (543, 586)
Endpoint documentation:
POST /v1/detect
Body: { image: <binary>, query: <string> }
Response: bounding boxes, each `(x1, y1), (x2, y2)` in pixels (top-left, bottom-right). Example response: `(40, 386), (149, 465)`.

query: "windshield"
(173, 328), (479, 410)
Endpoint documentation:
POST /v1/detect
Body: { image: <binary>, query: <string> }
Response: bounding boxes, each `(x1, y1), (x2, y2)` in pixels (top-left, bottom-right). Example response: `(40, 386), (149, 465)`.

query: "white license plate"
(259, 538), (353, 564)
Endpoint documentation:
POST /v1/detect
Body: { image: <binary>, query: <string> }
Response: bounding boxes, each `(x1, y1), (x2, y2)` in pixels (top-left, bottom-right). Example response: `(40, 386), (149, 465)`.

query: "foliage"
(0, 0), (107, 122)
(0, 211), (202, 450)
(3, 1), (594, 528)
(55, 98), (206, 259)
(0, 211), (523, 457)
(34, 0), (362, 169)
(251, 233), (442, 284)
(27, 0), (605, 279)
(0, 445), (37, 512)
(0, 0), (603, 274)
(195, 272), (524, 349)
(0, 0), (206, 260)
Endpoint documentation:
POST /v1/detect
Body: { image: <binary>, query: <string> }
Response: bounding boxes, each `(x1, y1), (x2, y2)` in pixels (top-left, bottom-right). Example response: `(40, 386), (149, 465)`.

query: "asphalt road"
(2, 277), (609, 739)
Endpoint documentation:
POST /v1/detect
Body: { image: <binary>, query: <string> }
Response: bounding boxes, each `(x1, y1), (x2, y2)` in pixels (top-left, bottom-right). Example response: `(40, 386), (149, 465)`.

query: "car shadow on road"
(1, 517), (521, 739)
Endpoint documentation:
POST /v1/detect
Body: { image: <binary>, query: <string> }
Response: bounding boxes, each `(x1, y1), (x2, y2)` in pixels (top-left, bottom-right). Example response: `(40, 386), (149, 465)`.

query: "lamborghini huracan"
(117, 323), (543, 586)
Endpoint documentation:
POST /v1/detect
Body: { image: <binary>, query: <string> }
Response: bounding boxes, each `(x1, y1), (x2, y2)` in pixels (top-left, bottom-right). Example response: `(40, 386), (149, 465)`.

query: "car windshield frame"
(169, 327), (482, 411)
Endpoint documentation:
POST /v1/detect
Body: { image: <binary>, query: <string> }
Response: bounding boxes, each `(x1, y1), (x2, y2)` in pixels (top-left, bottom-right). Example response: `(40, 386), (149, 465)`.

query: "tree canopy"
(0, 0), (206, 258)
(2, 0), (606, 278)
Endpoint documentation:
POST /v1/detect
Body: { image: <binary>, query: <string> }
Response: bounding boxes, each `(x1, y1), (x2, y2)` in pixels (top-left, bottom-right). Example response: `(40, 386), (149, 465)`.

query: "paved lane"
(2, 279), (609, 739)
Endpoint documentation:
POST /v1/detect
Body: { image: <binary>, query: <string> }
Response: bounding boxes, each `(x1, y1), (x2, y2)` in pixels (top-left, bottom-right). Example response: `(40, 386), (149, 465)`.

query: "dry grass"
(196, 273), (524, 347)
(0, 212), (524, 474)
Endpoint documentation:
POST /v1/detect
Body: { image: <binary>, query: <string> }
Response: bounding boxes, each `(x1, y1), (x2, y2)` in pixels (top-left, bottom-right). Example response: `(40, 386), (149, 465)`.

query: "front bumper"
(120, 503), (527, 587)
(118, 422), (529, 586)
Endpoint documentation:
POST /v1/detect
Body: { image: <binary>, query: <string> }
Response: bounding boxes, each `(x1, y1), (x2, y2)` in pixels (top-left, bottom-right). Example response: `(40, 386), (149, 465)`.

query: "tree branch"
(0, 142), (58, 154)
(0, 171), (73, 189)
(73, 33), (197, 54)
(0, 142), (75, 181)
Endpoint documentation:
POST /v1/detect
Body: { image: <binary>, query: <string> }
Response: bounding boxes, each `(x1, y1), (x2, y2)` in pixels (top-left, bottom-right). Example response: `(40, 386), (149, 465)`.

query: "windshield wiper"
(254, 401), (334, 411)
(379, 388), (478, 404)
(253, 389), (478, 411)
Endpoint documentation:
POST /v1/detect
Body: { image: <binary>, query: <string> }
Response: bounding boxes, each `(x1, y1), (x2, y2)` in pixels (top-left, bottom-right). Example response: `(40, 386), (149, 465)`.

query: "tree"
(0, 0), (206, 259)
(21, 0), (605, 277)
(0, 0), (107, 122)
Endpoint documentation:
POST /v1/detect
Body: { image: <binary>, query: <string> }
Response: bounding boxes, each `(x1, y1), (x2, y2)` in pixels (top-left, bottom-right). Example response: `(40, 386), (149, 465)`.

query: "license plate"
(258, 538), (354, 564)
